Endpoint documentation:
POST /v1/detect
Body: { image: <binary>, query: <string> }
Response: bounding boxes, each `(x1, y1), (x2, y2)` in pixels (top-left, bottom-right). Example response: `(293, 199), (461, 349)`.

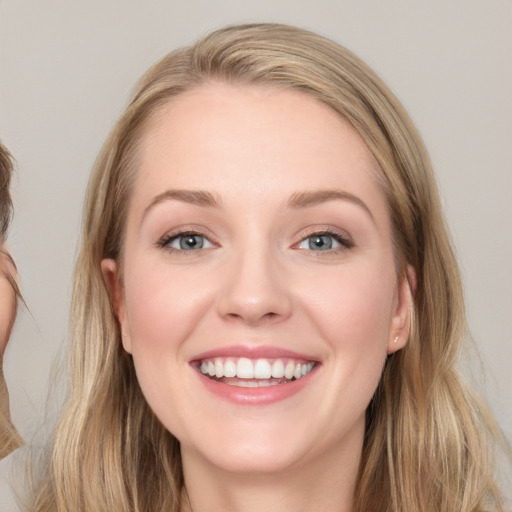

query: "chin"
(177, 412), (342, 477)
(185, 438), (307, 476)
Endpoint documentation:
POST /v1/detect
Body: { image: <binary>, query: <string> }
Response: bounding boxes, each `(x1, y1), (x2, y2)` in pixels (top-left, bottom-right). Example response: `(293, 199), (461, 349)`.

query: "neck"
(180, 430), (362, 512)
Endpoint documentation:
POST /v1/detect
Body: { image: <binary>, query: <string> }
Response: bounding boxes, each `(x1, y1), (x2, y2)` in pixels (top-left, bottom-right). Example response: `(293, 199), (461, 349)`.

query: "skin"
(103, 83), (413, 512)
(0, 246), (17, 356)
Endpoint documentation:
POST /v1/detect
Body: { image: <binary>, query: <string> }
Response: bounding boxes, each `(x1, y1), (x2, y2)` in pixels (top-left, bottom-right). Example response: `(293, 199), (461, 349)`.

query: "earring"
(393, 336), (399, 344)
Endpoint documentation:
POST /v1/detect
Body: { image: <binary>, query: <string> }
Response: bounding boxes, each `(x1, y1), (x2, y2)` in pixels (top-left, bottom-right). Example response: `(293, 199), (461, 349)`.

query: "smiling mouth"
(196, 357), (316, 387)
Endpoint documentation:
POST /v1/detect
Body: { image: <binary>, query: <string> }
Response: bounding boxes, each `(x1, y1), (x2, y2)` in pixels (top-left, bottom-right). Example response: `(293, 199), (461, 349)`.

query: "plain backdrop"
(1, 0), (511, 507)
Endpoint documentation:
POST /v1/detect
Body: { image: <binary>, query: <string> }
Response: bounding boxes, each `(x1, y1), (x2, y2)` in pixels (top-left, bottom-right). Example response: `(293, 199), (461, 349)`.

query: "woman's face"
(103, 83), (412, 476)
(0, 247), (17, 355)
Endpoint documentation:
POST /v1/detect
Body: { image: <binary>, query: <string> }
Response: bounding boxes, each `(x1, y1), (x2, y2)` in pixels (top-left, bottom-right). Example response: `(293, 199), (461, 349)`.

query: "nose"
(216, 247), (293, 327)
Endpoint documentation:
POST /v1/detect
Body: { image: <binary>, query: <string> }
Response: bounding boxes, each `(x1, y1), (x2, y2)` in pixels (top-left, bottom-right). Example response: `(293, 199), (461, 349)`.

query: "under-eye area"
(194, 357), (317, 387)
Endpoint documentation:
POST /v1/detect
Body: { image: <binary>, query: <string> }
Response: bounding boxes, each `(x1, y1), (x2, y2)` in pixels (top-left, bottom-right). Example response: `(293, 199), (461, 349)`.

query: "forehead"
(132, 82), (387, 217)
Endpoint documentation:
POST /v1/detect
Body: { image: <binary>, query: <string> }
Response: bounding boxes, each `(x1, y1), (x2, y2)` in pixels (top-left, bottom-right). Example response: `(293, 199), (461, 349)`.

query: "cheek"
(297, 260), (396, 405)
(123, 257), (215, 358)
(302, 261), (396, 344)
(121, 258), (209, 430)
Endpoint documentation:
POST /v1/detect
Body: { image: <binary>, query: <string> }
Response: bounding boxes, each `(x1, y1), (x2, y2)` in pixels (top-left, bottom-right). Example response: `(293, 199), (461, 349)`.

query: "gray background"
(1, 0), (511, 506)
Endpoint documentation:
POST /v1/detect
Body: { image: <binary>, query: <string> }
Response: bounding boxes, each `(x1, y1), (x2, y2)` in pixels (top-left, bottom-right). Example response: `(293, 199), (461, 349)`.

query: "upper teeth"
(199, 357), (315, 380)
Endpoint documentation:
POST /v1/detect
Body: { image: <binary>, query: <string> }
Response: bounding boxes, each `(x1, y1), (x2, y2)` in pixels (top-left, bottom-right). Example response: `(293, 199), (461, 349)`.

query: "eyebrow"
(288, 190), (375, 223)
(142, 188), (375, 224)
(143, 189), (222, 219)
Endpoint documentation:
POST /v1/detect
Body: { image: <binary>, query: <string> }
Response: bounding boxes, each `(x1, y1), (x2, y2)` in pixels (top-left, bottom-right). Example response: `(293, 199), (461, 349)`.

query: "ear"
(387, 265), (416, 355)
(101, 258), (132, 354)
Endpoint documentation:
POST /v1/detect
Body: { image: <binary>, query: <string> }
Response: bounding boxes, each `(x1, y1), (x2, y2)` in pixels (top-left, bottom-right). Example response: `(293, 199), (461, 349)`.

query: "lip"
(191, 344), (318, 362)
(190, 345), (320, 406)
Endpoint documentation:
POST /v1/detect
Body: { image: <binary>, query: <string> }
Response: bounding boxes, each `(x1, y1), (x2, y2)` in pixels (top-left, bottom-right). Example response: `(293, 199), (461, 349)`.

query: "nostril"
(256, 311), (281, 325)
(224, 310), (281, 326)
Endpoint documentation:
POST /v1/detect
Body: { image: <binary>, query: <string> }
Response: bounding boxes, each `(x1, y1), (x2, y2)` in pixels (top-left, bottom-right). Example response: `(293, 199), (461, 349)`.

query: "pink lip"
(191, 344), (318, 362)
(190, 345), (320, 406)
(194, 368), (318, 405)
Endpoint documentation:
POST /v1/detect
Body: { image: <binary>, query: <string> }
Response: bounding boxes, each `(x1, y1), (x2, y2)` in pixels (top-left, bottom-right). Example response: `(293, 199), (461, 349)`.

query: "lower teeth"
(212, 377), (294, 387)
(230, 380), (287, 388)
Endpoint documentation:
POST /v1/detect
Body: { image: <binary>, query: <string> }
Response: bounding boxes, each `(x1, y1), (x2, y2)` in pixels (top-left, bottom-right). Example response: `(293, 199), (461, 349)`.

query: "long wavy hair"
(0, 142), (23, 459)
(29, 24), (509, 511)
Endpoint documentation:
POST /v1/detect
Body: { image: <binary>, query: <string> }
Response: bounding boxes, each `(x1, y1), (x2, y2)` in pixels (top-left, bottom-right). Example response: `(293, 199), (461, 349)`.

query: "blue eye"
(161, 233), (213, 251)
(312, 235), (334, 250)
(300, 235), (337, 251)
(296, 231), (352, 252)
(175, 234), (204, 250)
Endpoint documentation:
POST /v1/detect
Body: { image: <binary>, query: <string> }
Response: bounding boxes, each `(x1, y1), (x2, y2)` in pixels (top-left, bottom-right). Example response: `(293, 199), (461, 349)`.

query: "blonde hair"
(0, 356), (23, 459)
(0, 143), (14, 240)
(0, 142), (23, 459)
(29, 24), (509, 511)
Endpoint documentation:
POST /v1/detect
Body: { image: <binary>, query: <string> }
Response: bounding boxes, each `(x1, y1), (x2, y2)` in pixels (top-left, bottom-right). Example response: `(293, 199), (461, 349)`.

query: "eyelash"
(156, 229), (216, 255)
(157, 227), (354, 254)
(294, 228), (354, 253)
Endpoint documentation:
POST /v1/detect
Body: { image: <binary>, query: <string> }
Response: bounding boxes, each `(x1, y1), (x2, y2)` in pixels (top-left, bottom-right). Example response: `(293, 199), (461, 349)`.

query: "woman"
(29, 24), (509, 511)
(0, 143), (23, 460)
